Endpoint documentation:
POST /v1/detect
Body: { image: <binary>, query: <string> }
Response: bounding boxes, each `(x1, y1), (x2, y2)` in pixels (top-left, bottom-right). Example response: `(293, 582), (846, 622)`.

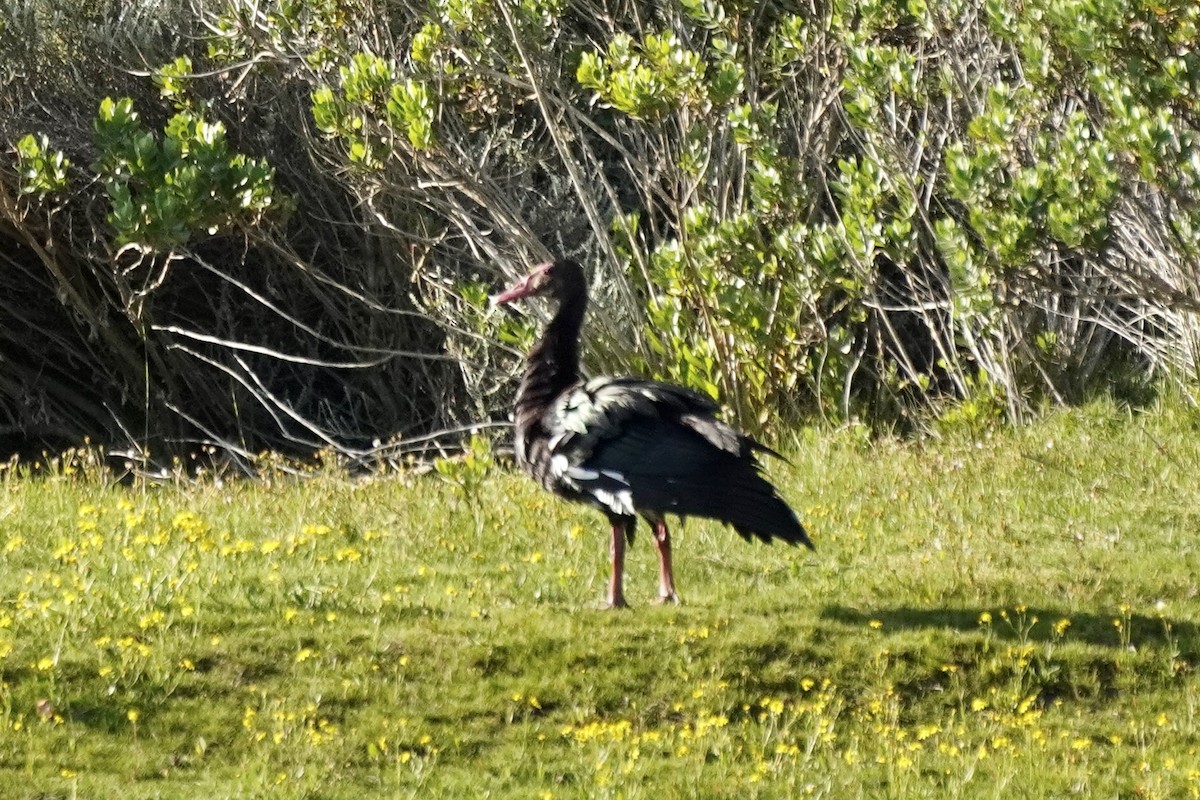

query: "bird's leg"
(652, 518), (679, 605)
(608, 520), (629, 609)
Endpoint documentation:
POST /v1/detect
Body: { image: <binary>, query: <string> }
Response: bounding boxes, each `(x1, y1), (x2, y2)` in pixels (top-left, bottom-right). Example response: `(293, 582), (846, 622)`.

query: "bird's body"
(495, 259), (812, 607)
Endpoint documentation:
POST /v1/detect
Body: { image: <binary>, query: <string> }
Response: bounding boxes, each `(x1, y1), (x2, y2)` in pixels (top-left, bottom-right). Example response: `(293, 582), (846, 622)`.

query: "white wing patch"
(557, 387), (595, 434)
(566, 466), (600, 481)
(554, 459), (637, 517)
(592, 487), (636, 517)
(549, 454), (571, 479)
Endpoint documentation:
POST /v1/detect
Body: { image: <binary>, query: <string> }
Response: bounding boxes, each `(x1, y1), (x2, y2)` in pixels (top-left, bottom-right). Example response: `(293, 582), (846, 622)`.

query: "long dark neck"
(514, 287), (587, 438)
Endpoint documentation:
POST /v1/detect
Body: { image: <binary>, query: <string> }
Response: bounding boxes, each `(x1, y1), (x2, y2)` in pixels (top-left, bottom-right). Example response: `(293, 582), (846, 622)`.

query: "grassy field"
(0, 400), (1198, 798)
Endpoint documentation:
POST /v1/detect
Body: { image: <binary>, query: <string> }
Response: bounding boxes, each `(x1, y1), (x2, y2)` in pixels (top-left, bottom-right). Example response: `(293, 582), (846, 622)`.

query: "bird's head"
(492, 259), (585, 306)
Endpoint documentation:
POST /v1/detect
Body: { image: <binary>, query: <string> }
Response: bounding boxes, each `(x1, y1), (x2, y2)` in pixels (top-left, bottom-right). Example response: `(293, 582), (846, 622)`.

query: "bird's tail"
(663, 468), (814, 549)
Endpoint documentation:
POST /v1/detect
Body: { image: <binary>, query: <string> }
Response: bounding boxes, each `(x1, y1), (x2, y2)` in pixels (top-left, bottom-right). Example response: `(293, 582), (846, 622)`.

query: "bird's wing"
(547, 376), (730, 452)
(542, 378), (811, 547)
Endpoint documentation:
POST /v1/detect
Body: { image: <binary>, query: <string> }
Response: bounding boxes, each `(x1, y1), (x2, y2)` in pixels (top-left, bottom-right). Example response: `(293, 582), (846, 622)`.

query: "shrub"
(2, 0), (1198, 462)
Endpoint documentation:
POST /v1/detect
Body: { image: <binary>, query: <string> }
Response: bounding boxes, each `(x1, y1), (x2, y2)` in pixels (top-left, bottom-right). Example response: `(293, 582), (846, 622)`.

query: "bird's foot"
(603, 595), (629, 610)
(654, 592), (680, 606)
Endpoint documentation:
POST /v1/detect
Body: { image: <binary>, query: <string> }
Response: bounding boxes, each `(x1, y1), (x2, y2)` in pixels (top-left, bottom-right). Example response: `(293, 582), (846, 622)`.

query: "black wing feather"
(586, 419), (811, 546)
(543, 377), (812, 548)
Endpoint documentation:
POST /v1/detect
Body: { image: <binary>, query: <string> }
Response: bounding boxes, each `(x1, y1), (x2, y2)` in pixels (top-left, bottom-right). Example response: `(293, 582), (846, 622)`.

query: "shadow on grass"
(821, 605), (1199, 655)
(65, 700), (134, 733)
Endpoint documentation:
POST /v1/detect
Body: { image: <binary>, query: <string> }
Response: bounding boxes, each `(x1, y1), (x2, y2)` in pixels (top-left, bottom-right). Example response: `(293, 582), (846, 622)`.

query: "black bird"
(494, 259), (813, 607)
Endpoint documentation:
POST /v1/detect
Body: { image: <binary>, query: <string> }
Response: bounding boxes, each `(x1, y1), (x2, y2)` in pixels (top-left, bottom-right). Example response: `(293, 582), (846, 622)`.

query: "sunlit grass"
(0, 399), (1198, 798)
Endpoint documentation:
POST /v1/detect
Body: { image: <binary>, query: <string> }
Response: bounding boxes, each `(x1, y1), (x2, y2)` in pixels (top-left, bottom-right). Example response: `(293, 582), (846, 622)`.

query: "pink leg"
(608, 521), (629, 609)
(653, 518), (679, 604)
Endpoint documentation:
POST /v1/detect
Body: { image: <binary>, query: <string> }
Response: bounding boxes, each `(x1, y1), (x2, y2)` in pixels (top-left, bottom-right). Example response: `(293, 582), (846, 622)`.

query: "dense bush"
(2, 0), (1198, 462)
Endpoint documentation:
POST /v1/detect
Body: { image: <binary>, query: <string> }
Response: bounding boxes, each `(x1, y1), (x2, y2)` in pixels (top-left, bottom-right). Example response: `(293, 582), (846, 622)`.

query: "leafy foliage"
(15, 134), (70, 196)
(93, 97), (277, 248)
(1, 0), (1199, 460)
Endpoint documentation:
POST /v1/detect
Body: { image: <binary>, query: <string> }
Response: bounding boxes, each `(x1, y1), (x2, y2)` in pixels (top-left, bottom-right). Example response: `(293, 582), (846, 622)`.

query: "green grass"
(1, 400), (1199, 799)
